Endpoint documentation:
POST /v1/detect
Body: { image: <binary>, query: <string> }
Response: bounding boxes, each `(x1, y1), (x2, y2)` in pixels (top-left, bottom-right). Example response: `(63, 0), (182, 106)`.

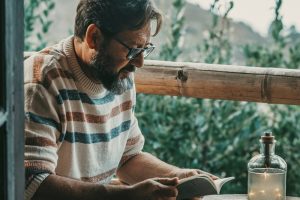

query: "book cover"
(176, 175), (235, 200)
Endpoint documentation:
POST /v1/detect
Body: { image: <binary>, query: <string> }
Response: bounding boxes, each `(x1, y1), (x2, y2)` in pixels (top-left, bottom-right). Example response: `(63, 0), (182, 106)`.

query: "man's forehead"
(117, 25), (151, 45)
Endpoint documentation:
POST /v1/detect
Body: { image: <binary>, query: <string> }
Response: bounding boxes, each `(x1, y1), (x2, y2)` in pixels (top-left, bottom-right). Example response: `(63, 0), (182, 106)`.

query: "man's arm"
(117, 152), (214, 185)
(116, 152), (176, 184)
(32, 174), (179, 200)
(32, 174), (111, 200)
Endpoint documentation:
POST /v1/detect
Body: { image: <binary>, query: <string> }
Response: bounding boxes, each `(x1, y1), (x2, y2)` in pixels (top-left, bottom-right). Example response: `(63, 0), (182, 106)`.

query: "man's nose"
(130, 53), (144, 68)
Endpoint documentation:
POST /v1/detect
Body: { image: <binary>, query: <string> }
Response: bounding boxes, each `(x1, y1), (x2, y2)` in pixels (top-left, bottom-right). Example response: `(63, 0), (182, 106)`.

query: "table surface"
(202, 194), (300, 200)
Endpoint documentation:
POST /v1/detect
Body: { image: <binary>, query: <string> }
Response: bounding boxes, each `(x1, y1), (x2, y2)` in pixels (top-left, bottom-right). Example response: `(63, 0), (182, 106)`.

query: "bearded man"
(24, 0), (217, 199)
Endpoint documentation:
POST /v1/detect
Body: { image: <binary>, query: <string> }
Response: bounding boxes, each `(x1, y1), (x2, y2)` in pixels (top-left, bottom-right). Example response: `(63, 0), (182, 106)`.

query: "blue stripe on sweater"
(26, 112), (131, 144)
(59, 120), (131, 144)
(56, 78), (133, 105)
(25, 112), (61, 131)
(56, 90), (115, 105)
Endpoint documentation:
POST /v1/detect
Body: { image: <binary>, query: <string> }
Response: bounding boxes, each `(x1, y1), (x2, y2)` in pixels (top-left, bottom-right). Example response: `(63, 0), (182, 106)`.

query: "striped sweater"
(24, 36), (144, 199)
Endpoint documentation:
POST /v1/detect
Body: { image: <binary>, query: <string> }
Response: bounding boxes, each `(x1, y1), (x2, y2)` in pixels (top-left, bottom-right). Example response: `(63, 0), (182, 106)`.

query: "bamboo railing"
(137, 60), (300, 105)
(24, 52), (300, 105)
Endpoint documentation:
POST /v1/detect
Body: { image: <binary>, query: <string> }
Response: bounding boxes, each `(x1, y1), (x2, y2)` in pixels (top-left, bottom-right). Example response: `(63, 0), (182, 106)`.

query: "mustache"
(121, 64), (136, 73)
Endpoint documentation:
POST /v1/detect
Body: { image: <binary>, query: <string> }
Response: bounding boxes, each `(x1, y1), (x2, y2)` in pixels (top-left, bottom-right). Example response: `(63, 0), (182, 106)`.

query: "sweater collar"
(63, 36), (106, 96)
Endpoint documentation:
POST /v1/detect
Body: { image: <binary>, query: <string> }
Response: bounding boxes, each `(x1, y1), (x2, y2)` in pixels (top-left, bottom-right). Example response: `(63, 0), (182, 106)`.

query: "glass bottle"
(248, 132), (287, 200)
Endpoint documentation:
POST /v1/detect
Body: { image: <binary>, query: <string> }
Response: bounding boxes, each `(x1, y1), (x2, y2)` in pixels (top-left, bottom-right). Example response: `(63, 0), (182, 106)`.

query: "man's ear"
(85, 24), (102, 49)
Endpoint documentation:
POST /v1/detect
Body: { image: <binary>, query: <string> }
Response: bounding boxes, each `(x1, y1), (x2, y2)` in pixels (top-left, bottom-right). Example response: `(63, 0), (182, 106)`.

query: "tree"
(25, 0), (55, 51)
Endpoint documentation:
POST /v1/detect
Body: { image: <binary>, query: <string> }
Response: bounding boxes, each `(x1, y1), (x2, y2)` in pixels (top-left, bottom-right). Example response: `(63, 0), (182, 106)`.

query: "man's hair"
(74, 0), (162, 40)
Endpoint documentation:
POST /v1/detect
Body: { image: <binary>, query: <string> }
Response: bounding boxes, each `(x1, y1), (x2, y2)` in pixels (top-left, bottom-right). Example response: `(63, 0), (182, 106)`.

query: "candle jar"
(248, 132), (287, 200)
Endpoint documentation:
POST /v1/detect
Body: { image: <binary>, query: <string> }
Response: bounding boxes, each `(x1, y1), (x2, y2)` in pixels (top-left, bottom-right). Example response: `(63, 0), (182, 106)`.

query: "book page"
(177, 175), (216, 199)
(214, 177), (235, 193)
(176, 175), (235, 200)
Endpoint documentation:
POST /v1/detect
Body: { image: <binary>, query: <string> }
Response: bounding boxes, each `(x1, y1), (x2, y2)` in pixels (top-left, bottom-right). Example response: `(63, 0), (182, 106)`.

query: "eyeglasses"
(113, 37), (155, 60)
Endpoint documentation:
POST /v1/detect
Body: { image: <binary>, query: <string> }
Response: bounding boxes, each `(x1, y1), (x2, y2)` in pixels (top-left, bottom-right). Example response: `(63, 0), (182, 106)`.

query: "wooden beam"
(137, 60), (300, 105)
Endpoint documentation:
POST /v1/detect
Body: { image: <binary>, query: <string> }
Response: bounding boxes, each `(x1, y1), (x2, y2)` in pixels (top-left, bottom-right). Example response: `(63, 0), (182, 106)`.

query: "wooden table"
(202, 194), (300, 200)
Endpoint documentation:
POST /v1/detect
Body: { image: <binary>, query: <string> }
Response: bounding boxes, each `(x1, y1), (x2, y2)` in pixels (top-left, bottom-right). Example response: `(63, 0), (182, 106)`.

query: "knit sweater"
(24, 36), (145, 199)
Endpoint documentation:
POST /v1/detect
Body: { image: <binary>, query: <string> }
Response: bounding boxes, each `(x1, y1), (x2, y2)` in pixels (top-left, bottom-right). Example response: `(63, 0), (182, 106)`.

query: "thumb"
(155, 177), (179, 186)
(155, 183), (178, 197)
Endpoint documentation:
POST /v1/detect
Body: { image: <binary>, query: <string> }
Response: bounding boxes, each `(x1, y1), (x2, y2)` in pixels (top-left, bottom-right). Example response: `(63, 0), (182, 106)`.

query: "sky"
(187, 0), (300, 36)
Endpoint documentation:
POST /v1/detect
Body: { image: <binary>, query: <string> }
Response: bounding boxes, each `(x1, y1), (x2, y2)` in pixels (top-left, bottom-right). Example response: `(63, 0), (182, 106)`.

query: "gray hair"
(74, 0), (162, 40)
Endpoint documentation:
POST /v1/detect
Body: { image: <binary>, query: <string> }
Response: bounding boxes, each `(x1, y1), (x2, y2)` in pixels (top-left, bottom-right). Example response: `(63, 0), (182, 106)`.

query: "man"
(24, 0), (217, 199)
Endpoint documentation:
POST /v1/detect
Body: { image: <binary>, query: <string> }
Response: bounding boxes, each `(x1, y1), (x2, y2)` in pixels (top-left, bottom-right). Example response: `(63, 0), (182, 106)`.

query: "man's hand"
(116, 153), (218, 200)
(168, 168), (219, 200)
(127, 177), (179, 200)
(170, 168), (219, 180)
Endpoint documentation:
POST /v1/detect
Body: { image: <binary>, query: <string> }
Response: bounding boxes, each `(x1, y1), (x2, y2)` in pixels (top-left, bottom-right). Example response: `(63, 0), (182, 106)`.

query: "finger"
(196, 169), (219, 180)
(155, 184), (178, 197)
(185, 170), (199, 177)
(155, 177), (179, 186)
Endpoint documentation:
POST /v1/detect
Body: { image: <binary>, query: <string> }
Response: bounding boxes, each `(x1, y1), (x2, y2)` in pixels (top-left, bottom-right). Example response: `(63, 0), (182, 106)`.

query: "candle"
(248, 169), (286, 200)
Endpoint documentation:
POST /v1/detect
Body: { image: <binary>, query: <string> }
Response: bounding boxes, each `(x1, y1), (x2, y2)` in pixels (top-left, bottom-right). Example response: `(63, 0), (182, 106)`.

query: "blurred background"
(25, 0), (300, 195)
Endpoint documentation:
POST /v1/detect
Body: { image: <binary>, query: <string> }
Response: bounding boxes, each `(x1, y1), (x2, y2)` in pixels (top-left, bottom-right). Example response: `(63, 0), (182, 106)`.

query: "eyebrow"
(125, 39), (151, 48)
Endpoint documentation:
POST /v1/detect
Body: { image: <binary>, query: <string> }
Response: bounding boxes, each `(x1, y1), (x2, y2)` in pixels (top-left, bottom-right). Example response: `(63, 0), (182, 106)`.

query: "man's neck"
(73, 37), (101, 84)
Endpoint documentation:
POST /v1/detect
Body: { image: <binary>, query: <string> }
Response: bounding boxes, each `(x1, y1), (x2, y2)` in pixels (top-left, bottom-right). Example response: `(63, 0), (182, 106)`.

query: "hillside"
(45, 0), (269, 64)
(152, 1), (267, 63)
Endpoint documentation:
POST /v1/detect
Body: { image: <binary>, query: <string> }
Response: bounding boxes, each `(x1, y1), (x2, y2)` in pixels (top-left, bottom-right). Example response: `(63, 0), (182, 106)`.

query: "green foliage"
(159, 0), (185, 61)
(243, 0), (285, 68)
(137, 96), (267, 193)
(243, 0), (300, 69)
(196, 0), (233, 64)
(268, 105), (300, 194)
(270, 0), (285, 46)
(243, 44), (284, 67)
(242, 1), (300, 195)
(287, 41), (300, 69)
(137, 0), (300, 196)
(24, 0), (55, 51)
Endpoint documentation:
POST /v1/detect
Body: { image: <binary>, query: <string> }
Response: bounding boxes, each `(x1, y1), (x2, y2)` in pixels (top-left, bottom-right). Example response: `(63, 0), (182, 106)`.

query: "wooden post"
(1, 0), (25, 199)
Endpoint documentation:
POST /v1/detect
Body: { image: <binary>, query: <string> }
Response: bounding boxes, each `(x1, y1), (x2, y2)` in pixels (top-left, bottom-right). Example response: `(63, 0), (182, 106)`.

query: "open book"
(176, 174), (235, 200)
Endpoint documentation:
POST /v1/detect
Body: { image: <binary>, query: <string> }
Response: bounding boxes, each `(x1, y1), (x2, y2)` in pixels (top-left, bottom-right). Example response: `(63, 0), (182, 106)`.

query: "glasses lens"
(143, 46), (155, 58)
(127, 44), (155, 60)
(127, 48), (143, 60)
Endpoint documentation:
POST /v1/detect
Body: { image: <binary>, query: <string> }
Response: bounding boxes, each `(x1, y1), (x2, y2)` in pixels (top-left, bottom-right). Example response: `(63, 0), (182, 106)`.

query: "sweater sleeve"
(24, 57), (63, 199)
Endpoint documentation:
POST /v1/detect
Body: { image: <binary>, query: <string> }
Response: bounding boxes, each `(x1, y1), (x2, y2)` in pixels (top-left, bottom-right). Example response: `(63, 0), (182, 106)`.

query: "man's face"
(88, 23), (151, 95)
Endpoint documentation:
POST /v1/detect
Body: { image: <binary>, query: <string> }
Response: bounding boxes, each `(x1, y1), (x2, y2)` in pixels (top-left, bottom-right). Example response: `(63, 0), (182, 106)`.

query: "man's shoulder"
(24, 51), (73, 89)
(25, 43), (67, 67)
(24, 36), (73, 70)
(24, 50), (58, 81)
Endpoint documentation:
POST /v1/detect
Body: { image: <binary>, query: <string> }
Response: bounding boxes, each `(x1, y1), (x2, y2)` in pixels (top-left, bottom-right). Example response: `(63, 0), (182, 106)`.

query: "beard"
(88, 50), (136, 95)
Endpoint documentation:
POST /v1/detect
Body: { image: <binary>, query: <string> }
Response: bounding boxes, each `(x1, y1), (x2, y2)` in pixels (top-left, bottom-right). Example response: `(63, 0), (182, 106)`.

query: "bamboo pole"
(24, 52), (300, 105)
(137, 60), (300, 105)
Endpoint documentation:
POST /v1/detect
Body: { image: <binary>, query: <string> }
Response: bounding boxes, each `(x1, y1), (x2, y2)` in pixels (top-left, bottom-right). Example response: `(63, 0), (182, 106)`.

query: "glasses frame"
(113, 37), (155, 60)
